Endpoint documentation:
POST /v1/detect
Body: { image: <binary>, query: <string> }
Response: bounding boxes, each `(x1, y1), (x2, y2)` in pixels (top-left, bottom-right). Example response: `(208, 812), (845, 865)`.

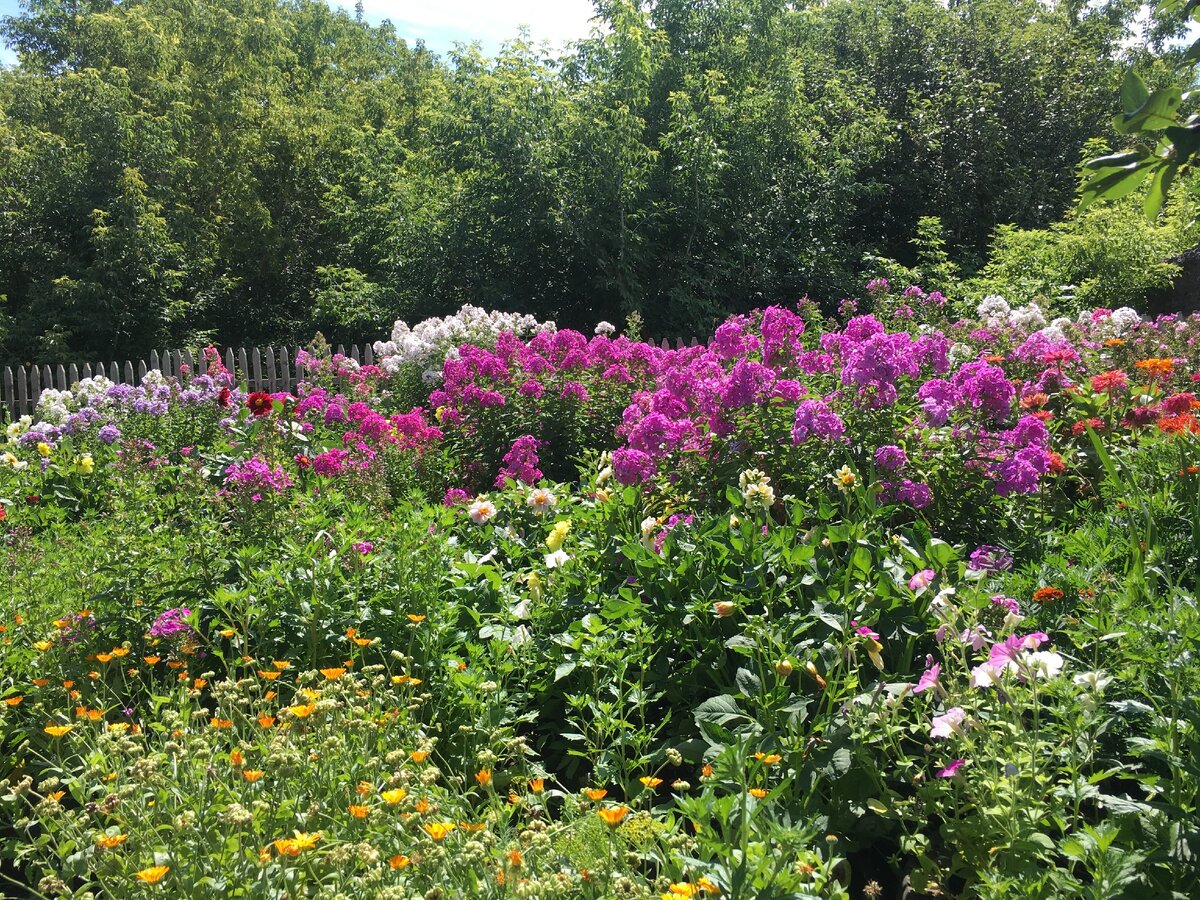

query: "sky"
(0, 0), (597, 66)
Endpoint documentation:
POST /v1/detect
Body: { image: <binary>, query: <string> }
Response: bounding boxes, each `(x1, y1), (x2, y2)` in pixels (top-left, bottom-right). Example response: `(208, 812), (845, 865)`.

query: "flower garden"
(2, 286), (1199, 899)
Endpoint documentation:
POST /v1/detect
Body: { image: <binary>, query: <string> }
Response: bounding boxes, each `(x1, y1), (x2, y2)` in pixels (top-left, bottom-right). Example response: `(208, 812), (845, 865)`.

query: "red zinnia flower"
(1158, 413), (1199, 435)
(1089, 370), (1128, 394)
(1048, 451), (1066, 474)
(217, 387), (232, 408)
(247, 392), (273, 416)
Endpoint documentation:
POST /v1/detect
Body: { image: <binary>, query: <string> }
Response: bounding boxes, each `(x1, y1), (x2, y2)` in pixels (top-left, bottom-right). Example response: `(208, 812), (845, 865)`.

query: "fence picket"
(279, 348), (292, 392)
(68, 364), (79, 387)
(364, 343), (374, 366)
(55, 365), (66, 390)
(251, 349), (263, 392)
(225, 349), (236, 378)
(3, 367), (12, 419)
(266, 347), (277, 392)
(16, 366), (28, 415)
(182, 349), (195, 376)
(137, 360), (147, 384)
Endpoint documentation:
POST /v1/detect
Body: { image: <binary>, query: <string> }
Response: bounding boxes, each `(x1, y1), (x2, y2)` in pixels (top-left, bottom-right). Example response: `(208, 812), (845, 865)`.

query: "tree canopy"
(0, 0), (1160, 361)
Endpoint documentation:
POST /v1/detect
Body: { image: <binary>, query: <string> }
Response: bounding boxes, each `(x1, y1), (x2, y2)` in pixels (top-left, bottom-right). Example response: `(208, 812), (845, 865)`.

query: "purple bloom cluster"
(149, 607), (194, 640)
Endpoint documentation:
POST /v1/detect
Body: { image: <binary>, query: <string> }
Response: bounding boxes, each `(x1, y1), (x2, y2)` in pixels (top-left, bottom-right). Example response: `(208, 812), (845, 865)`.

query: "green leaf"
(1120, 70), (1149, 116)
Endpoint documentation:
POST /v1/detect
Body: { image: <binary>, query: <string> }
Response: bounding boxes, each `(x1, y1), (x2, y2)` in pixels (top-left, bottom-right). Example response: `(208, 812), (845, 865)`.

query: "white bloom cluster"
(373, 305), (556, 377)
(594, 321), (616, 336)
(1079, 306), (1142, 338)
(33, 376), (115, 425)
(975, 295), (1011, 328)
(1036, 317), (1073, 343)
(1008, 302), (1047, 331)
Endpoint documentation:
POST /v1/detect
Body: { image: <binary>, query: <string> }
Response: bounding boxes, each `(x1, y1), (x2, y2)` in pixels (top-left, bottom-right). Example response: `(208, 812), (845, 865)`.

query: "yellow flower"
(406, 614), (426, 623)
(584, 788), (607, 801)
(271, 659), (291, 671)
(273, 832), (320, 856)
(753, 753), (782, 766)
(44, 724), (74, 737)
(5, 696), (22, 706)
(320, 667), (346, 680)
(36, 442), (51, 457)
(389, 854), (411, 869)
(96, 834), (127, 849)
(831, 465), (856, 491)
(257, 670), (281, 680)
(423, 822), (456, 841)
(381, 788), (407, 805)
(288, 703), (315, 718)
(219, 628), (236, 638)
(475, 768), (493, 786)
(134, 865), (169, 884)
(34, 640), (53, 652)
(348, 804), (369, 819)
(545, 520), (572, 552)
(78, 454), (95, 474)
(529, 778), (545, 794)
(410, 750), (430, 763)
(597, 806), (630, 826)
(639, 776), (663, 788)
(749, 788), (767, 798)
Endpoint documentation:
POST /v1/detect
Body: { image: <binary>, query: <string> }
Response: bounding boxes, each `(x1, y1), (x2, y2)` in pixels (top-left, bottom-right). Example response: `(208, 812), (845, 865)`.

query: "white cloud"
(343, 0), (597, 51)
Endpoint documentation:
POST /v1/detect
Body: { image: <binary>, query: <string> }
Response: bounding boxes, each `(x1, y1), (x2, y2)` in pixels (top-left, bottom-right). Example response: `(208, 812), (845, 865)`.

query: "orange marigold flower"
(32, 678), (49, 687)
(474, 769), (493, 786)
(143, 656), (161, 665)
(257, 715), (276, 729)
(96, 834), (127, 848)
(134, 865), (169, 884)
(460, 821), (487, 832)
(529, 778), (545, 793)
(1134, 357), (1175, 378)
(754, 753), (782, 765)
(44, 724), (73, 737)
(639, 776), (663, 788)
(210, 718), (233, 729)
(749, 788), (768, 798)
(414, 798), (431, 813)
(410, 750), (430, 763)
(288, 703), (315, 718)
(1032, 587), (1065, 604)
(389, 854), (411, 869)
(423, 822), (456, 841)
(508, 849), (523, 868)
(193, 678), (207, 689)
(584, 788), (607, 801)
(348, 804), (369, 819)
(257, 670), (281, 680)
(597, 806), (630, 826)
(381, 788), (407, 805)
(230, 750), (244, 766)
(272, 661), (290, 671)
(243, 770), (265, 782)
(319, 667), (346, 680)
(406, 614), (426, 623)
(5, 696), (22, 706)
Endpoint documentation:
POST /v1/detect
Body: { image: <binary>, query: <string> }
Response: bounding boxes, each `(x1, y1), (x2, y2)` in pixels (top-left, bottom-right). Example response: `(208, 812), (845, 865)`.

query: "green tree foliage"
(0, 0), (1151, 361)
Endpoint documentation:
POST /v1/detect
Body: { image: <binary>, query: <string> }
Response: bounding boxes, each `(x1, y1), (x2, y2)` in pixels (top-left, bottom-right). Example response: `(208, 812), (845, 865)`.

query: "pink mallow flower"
(936, 759), (967, 778)
(930, 707), (966, 739)
(908, 569), (936, 592)
(913, 661), (940, 694)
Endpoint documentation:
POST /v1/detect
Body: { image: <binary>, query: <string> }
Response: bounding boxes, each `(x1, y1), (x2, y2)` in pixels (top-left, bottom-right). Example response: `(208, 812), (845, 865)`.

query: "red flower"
(217, 387), (232, 408)
(247, 392), (273, 417)
(1089, 370), (1128, 394)
(1047, 451), (1066, 475)
(294, 454), (311, 470)
(25, 495), (40, 505)
(1158, 413), (1199, 435)
(0, 505), (6, 520)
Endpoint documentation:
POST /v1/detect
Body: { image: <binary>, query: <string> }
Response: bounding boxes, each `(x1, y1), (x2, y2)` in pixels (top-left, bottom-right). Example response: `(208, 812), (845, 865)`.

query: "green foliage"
(0, 0), (1149, 360)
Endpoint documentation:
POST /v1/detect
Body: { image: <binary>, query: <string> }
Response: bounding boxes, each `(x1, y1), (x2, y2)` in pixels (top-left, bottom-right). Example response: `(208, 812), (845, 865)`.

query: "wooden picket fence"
(1, 343), (376, 420)
(0, 335), (705, 421)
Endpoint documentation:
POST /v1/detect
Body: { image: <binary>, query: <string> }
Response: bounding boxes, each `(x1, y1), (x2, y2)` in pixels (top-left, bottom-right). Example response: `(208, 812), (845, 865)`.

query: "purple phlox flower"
(149, 607), (194, 640)
(968, 545), (1013, 573)
(353, 541), (374, 556)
